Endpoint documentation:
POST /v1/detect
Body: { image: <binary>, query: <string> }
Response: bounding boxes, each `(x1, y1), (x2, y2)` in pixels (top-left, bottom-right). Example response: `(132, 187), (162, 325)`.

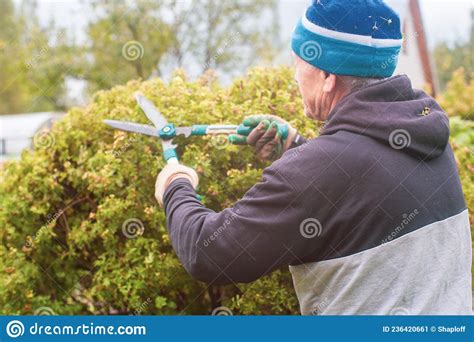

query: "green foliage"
(1, 0), (280, 113)
(437, 68), (474, 121)
(228, 270), (299, 315)
(450, 117), (474, 230)
(433, 25), (473, 91)
(0, 0), (76, 113)
(0, 66), (315, 315)
(80, 0), (280, 94)
(164, 0), (281, 74)
(82, 1), (174, 93)
(450, 116), (474, 284)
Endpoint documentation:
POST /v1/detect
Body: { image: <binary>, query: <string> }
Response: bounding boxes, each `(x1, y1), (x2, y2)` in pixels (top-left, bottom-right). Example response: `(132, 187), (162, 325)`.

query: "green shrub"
(0, 66), (472, 315)
(437, 68), (474, 121)
(0, 67), (317, 315)
(450, 116), (474, 285)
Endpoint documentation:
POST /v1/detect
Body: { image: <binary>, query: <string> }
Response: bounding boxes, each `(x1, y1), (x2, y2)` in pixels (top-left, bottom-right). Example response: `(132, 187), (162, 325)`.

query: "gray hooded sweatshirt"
(163, 75), (472, 315)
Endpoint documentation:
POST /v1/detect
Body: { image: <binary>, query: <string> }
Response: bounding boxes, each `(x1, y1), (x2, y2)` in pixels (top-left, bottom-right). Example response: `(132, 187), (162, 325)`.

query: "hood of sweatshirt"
(321, 75), (450, 160)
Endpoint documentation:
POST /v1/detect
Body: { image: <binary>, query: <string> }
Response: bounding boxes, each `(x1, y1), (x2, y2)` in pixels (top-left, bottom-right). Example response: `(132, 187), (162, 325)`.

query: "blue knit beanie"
(291, 0), (402, 78)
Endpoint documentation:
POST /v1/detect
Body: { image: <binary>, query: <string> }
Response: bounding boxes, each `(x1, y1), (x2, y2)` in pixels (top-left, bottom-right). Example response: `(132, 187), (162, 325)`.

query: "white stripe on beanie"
(301, 14), (403, 48)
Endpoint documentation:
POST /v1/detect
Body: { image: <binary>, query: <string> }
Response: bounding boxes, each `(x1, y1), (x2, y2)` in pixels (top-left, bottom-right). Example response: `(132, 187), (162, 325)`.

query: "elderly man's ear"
(321, 71), (337, 93)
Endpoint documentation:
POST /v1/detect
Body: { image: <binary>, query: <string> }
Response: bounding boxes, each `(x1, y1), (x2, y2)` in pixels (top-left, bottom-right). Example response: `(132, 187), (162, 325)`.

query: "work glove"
(229, 115), (298, 161)
(155, 163), (199, 207)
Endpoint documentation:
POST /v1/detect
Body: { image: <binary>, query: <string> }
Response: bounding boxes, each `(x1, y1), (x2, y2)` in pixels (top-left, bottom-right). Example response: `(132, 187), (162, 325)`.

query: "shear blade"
(103, 119), (159, 137)
(134, 93), (168, 130)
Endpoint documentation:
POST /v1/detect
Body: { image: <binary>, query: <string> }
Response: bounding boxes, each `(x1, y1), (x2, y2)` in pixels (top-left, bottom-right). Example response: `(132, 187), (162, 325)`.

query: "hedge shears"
(104, 94), (289, 164)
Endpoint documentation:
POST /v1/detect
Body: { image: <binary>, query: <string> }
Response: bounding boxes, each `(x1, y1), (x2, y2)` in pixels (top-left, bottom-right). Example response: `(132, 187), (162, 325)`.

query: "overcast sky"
(10, 0), (472, 106)
(33, 0), (472, 49)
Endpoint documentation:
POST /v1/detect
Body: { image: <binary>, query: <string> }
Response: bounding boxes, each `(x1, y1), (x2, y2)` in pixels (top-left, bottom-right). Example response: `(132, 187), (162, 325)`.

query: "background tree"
(432, 8), (473, 90)
(1, 0), (280, 113)
(79, 1), (174, 94)
(162, 0), (280, 76)
(81, 0), (280, 93)
(0, 0), (26, 113)
(0, 0), (75, 114)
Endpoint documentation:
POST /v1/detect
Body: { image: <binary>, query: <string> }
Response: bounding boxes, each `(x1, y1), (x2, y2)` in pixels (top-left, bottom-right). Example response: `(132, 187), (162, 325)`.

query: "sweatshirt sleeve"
(290, 134), (307, 149)
(162, 150), (315, 285)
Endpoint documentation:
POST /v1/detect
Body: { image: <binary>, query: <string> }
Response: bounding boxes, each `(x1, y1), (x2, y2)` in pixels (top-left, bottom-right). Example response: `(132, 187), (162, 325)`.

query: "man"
(155, 0), (472, 315)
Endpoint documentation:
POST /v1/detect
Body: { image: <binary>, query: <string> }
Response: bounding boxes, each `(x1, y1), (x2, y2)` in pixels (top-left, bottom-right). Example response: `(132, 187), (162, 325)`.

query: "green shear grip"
(278, 124), (289, 139)
(228, 134), (247, 145)
(191, 125), (208, 136)
(236, 123), (289, 139)
(163, 148), (178, 162)
(236, 124), (253, 136)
